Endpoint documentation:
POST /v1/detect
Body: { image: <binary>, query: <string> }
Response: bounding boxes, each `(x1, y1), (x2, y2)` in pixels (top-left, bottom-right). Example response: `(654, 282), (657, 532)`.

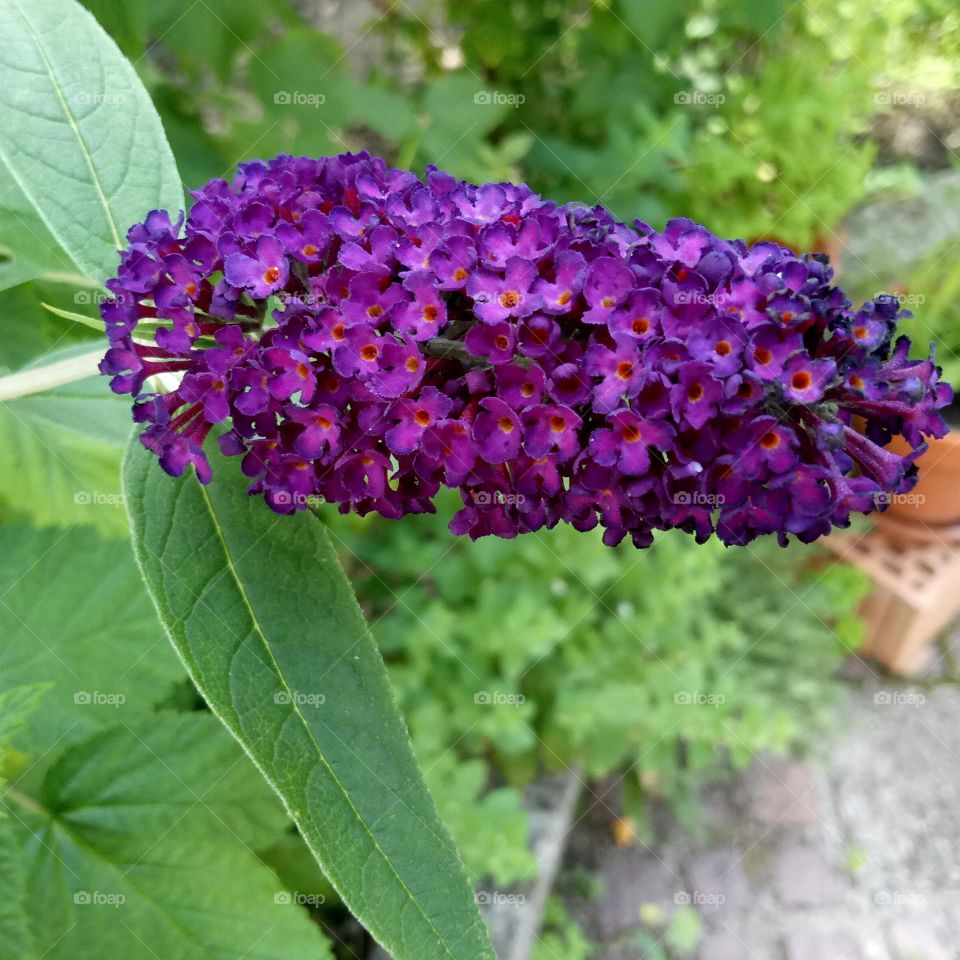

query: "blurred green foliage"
(79, 0), (952, 250)
(899, 240), (960, 391)
(333, 496), (868, 884)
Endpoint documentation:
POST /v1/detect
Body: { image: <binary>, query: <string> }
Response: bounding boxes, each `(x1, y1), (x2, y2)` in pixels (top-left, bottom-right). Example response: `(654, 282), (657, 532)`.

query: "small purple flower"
(397, 271), (447, 341)
(584, 343), (645, 414)
(384, 387), (453, 455)
(533, 251), (586, 314)
(521, 404), (582, 460)
(671, 361), (721, 429)
(473, 397), (522, 463)
(465, 321), (517, 365)
(286, 404), (342, 458)
(782, 355), (836, 404)
(588, 411), (673, 476)
(495, 363), (546, 408)
(224, 235), (288, 297)
(688, 318), (746, 376)
(467, 257), (540, 324)
(731, 417), (799, 480)
(582, 257), (635, 325)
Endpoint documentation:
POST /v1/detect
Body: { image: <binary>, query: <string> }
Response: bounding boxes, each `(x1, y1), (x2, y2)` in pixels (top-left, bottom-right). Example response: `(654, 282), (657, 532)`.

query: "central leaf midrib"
(194, 482), (468, 960)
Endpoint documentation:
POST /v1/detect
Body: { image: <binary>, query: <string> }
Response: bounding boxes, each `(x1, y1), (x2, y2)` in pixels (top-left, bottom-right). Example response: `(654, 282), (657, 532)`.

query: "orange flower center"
(499, 290), (520, 309)
(632, 317), (650, 335)
(494, 335), (510, 351)
(360, 344), (379, 362)
(263, 266), (281, 285)
(853, 325), (869, 340)
(453, 268), (468, 281)
(332, 323), (346, 341)
(414, 409), (431, 426)
(422, 304), (439, 322)
(367, 305), (384, 319)
(715, 340), (732, 356)
(315, 415), (332, 429)
(754, 347), (773, 365)
(622, 423), (642, 443)
(687, 383), (704, 402)
(303, 244), (317, 257)
(549, 415), (567, 433)
(615, 360), (634, 380)
(405, 356), (420, 373)
(759, 431), (781, 450)
(521, 383), (536, 398)
(498, 417), (515, 434)
(557, 290), (572, 306)
(791, 370), (812, 391)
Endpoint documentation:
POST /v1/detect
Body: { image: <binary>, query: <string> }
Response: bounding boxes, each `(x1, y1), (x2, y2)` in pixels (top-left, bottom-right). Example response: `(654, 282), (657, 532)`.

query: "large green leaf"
(0, 814), (32, 960)
(0, 346), (129, 534)
(123, 441), (494, 960)
(7, 714), (331, 960)
(0, 525), (183, 756)
(0, 684), (47, 960)
(0, 171), (80, 292)
(0, 0), (183, 284)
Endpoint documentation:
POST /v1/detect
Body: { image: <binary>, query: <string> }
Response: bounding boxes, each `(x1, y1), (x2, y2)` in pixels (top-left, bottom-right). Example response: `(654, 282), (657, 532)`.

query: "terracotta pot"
(873, 429), (960, 543)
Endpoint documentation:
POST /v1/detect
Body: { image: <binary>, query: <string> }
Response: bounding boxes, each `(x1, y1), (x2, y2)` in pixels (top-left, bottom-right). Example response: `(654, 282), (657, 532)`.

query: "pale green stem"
(0, 348), (103, 402)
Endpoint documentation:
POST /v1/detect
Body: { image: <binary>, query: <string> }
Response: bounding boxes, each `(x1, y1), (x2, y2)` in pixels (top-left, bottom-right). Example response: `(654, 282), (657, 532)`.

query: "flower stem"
(0, 348), (104, 402)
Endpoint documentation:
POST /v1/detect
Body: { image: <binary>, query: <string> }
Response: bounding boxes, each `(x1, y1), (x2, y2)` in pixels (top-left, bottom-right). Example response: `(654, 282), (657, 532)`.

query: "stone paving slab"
(558, 677), (960, 960)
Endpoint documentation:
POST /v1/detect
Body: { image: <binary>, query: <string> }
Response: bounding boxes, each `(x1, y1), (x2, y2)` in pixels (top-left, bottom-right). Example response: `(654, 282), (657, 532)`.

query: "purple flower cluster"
(100, 152), (951, 547)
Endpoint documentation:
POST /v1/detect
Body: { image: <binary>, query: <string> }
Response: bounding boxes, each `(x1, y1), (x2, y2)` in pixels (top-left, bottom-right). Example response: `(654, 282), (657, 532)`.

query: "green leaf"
(0, 525), (184, 756)
(0, 0), (183, 284)
(0, 171), (78, 292)
(124, 441), (495, 960)
(0, 346), (130, 534)
(0, 685), (49, 751)
(0, 815), (34, 960)
(8, 714), (331, 960)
